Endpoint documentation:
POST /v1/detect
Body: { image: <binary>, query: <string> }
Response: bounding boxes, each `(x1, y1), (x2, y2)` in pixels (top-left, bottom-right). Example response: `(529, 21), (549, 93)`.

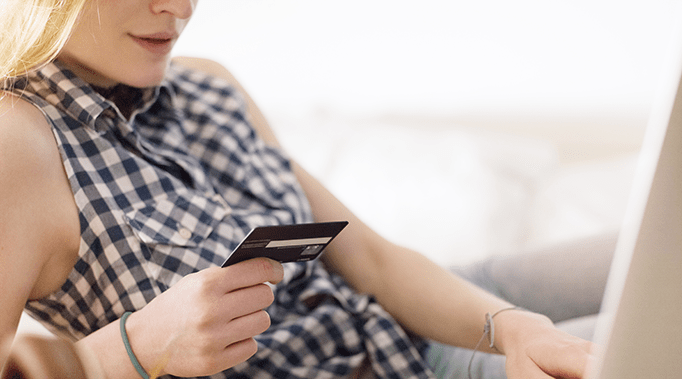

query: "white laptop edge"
(587, 12), (682, 379)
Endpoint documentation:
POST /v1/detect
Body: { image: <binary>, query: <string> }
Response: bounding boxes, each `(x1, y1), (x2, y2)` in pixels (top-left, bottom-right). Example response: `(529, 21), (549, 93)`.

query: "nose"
(150, 0), (195, 19)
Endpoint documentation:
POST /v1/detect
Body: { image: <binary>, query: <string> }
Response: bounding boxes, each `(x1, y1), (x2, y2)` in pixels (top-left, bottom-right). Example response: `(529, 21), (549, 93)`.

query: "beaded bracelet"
(120, 311), (150, 379)
(467, 306), (521, 379)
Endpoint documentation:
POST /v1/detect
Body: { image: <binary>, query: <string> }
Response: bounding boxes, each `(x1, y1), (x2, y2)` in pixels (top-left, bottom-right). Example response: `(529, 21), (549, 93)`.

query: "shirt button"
(178, 228), (192, 240)
(211, 193), (229, 209)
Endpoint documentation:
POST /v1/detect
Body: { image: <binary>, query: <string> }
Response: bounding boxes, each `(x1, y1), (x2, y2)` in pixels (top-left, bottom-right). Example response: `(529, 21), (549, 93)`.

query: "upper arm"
(0, 94), (79, 368)
(290, 162), (391, 295)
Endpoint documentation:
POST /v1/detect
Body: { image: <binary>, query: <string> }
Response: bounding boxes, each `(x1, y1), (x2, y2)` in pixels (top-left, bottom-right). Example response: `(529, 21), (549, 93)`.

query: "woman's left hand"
(495, 310), (596, 379)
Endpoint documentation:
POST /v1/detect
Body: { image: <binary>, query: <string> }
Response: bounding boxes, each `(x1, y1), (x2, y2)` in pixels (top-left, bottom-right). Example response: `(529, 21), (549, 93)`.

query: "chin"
(121, 63), (170, 88)
(56, 55), (170, 89)
(123, 74), (166, 89)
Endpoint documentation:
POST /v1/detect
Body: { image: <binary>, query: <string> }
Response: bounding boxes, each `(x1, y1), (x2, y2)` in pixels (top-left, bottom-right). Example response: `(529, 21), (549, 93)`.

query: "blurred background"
(172, 0), (681, 267)
(19, 0), (682, 336)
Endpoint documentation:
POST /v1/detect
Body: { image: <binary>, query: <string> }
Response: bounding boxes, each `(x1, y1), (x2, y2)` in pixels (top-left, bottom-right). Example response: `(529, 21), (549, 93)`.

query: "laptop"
(586, 20), (682, 379)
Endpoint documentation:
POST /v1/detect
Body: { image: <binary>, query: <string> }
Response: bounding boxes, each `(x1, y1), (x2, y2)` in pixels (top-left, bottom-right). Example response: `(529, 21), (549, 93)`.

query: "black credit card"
(221, 221), (348, 267)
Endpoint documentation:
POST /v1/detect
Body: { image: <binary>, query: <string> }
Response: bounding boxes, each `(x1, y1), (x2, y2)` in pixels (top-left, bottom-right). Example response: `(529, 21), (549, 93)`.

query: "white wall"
(172, 0), (681, 265)
(174, 0), (680, 121)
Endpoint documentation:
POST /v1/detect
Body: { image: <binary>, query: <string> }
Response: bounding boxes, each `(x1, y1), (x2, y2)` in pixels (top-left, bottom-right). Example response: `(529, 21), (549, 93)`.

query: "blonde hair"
(1, 0), (87, 85)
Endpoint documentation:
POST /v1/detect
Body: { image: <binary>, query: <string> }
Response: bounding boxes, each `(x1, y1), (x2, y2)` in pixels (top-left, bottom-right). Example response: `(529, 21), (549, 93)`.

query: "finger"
(217, 283), (275, 321)
(217, 258), (284, 292)
(221, 309), (272, 345)
(201, 311), (271, 372)
(506, 354), (556, 379)
(214, 337), (260, 372)
(583, 353), (600, 378)
(184, 310), (271, 365)
(527, 338), (594, 379)
(184, 337), (259, 376)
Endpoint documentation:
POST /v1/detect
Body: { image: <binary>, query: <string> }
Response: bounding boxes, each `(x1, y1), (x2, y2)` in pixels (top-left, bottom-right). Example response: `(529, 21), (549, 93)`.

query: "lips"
(130, 32), (178, 55)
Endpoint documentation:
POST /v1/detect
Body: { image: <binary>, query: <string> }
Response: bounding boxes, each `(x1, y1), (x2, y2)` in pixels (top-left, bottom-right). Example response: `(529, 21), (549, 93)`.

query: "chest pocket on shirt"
(124, 193), (229, 248)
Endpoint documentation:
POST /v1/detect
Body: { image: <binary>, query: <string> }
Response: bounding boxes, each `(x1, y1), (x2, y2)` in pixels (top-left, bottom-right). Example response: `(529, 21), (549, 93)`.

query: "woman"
(1, 1), (599, 378)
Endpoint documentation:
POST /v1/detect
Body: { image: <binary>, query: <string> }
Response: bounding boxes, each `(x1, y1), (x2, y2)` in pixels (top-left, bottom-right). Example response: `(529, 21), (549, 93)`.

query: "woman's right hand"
(121, 258), (283, 378)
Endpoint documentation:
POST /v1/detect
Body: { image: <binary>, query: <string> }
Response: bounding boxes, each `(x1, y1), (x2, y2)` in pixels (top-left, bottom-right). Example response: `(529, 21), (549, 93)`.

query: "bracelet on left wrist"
(467, 306), (523, 379)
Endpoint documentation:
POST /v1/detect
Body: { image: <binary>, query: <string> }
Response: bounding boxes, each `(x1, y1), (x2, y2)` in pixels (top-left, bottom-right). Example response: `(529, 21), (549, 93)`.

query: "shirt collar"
(22, 60), (175, 133)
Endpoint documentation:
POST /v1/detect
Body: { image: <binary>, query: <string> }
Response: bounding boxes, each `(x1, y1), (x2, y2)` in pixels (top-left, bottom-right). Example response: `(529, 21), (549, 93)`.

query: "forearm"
(328, 236), (560, 362)
(293, 163), (554, 355)
(340, 240), (525, 354)
(328, 237), (580, 377)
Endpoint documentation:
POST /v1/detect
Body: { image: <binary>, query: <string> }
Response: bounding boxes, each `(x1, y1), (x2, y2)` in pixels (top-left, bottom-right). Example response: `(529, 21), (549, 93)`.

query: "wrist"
(123, 311), (169, 378)
(76, 313), (151, 379)
(489, 309), (553, 355)
(121, 312), (151, 378)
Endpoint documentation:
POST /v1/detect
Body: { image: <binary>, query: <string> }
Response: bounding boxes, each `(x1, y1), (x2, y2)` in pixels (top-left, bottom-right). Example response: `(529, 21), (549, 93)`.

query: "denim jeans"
(426, 232), (617, 379)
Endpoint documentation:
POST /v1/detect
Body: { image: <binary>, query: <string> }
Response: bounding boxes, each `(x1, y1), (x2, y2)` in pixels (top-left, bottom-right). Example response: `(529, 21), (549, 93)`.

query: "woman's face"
(58, 0), (197, 88)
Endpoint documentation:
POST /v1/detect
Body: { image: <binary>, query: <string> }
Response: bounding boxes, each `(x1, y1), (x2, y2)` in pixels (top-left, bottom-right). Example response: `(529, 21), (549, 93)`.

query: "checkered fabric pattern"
(9, 61), (436, 378)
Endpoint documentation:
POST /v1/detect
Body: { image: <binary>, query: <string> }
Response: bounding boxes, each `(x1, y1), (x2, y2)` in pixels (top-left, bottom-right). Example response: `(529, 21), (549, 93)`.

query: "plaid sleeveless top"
(8, 61), (435, 379)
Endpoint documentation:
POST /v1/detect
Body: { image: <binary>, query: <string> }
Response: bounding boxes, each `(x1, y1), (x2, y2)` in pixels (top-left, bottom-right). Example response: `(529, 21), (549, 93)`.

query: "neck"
(55, 58), (119, 88)
(91, 83), (147, 120)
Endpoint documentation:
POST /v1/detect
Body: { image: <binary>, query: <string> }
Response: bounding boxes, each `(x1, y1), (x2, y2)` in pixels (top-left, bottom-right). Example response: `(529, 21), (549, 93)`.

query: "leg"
(426, 341), (507, 379)
(426, 232), (617, 379)
(453, 232), (617, 322)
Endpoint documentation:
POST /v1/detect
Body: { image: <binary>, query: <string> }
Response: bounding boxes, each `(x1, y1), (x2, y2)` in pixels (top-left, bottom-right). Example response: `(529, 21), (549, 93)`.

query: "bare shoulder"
(0, 92), (80, 300)
(0, 93), (58, 184)
(0, 93), (50, 132)
(171, 57), (282, 147)
(172, 56), (239, 83)
(171, 57), (250, 102)
(0, 94), (54, 366)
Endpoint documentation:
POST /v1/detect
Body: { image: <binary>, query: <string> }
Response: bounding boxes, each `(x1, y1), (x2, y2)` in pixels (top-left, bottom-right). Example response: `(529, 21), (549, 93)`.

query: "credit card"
(221, 221), (349, 267)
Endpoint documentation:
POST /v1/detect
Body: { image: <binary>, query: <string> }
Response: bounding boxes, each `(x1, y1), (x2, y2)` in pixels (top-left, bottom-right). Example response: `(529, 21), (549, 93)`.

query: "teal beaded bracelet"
(120, 311), (150, 379)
